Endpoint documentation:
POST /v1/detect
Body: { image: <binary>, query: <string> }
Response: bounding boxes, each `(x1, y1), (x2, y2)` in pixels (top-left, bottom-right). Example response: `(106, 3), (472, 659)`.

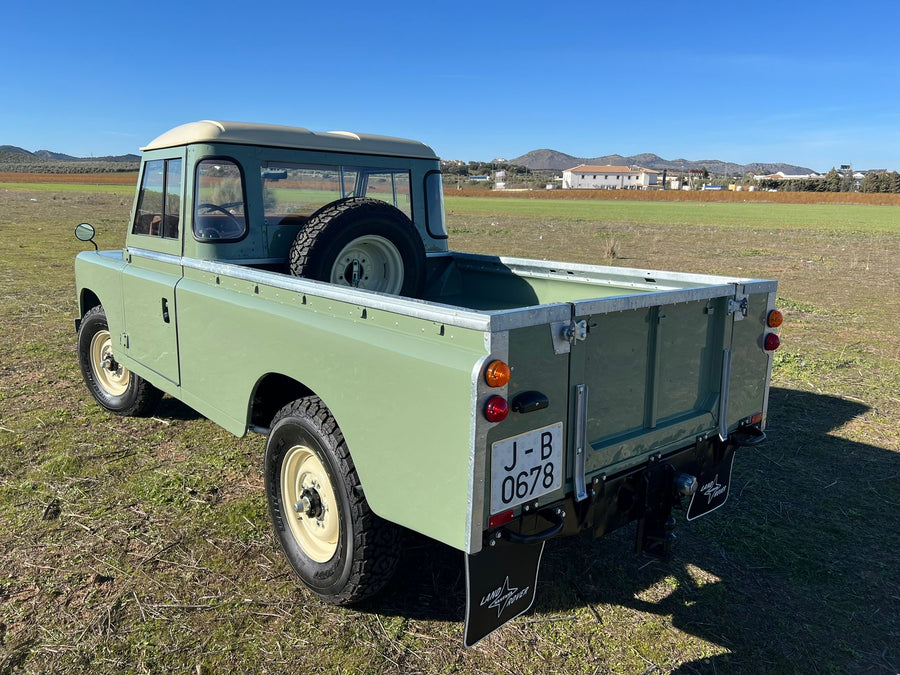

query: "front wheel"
(77, 305), (162, 416)
(264, 396), (401, 604)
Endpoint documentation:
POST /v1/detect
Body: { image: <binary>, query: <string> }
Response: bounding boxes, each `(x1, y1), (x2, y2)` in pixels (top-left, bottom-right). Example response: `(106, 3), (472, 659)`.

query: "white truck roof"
(142, 120), (438, 160)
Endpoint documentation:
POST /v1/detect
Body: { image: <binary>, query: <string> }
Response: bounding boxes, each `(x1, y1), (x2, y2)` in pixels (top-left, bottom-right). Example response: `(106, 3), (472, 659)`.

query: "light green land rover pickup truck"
(74, 121), (781, 645)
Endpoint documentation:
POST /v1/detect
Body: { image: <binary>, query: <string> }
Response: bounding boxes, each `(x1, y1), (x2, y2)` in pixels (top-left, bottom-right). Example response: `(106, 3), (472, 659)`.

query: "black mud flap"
(686, 446), (736, 521)
(463, 538), (544, 647)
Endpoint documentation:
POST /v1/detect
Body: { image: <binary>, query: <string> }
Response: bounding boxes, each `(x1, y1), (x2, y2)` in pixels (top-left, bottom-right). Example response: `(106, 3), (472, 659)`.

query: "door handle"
(161, 298), (170, 323)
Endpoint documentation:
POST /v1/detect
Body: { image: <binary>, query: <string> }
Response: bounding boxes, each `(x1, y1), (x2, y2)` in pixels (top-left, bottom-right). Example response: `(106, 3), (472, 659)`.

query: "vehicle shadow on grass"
(373, 388), (899, 672)
(154, 395), (205, 422)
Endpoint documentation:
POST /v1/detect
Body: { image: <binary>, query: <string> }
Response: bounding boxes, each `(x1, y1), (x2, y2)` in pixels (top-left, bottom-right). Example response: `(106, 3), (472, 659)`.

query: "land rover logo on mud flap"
(699, 474), (727, 504)
(465, 539), (544, 646)
(480, 576), (531, 619)
(686, 450), (736, 522)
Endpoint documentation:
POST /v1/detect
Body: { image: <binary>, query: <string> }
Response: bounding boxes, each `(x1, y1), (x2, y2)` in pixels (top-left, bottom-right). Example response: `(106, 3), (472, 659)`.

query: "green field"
(1, 185), (898, 673)
(445, 195), (900, 233)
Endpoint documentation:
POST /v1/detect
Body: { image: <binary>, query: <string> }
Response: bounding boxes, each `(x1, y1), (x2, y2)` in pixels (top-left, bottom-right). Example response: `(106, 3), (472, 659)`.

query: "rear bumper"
(485, 430), (757, 550)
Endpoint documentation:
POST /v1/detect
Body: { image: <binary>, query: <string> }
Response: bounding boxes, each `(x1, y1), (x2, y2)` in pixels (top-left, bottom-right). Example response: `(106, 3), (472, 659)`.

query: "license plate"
(490, 423), (563, 514)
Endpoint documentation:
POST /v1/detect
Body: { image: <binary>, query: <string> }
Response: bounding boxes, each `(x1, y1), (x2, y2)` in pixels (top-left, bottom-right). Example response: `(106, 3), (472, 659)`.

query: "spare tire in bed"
(289, 198), (426, 297)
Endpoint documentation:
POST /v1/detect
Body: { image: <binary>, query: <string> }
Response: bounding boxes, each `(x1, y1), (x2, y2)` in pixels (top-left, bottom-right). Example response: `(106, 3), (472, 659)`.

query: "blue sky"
(2, 1), (898, 172)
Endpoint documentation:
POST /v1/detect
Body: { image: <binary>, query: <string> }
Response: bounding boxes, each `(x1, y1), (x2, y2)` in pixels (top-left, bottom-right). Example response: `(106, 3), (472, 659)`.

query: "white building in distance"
(562, 164), (658, 189)
(752, 171), (821, 181)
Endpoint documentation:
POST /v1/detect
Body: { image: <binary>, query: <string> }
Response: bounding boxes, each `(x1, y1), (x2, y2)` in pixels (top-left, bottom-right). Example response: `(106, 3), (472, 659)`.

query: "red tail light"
(484, 395), (509, 423)
(764, 333), (781, 351)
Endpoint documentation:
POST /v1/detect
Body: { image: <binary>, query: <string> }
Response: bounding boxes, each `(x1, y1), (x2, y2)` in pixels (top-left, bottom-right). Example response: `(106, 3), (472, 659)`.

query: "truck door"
(122, 157), (184, 385)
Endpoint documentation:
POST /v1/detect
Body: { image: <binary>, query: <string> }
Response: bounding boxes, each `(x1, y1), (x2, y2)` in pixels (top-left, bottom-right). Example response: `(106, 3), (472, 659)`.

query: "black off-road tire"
(77, 305), (163, 416)
(264, 396), (402, 604)
(289, 198), (426, 297)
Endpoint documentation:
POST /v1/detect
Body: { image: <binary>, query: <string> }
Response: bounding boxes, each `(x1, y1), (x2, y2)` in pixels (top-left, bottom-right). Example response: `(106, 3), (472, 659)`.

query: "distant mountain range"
(0, 145), (140, 174)
(0, 145), (140, 163)
(1, 142), (821, 177)
(508, 149), (817, 177)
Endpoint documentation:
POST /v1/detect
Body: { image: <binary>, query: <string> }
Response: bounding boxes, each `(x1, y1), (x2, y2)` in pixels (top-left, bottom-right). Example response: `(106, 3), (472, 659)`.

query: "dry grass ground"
(1, 185), (897, 674)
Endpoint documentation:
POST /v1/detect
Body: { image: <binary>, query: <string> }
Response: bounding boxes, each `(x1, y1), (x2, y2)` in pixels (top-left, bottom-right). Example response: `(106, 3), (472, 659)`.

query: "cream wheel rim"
(330, 235), (404, 294)
(281, 444), (339, 563)
(89, 329), (130, 397)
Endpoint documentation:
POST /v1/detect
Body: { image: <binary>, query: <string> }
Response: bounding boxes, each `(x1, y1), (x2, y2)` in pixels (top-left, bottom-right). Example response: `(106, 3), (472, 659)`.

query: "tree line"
(859, 171), (900, 193)
(441, 160), (535, 177)
(757, 168), (900, 193)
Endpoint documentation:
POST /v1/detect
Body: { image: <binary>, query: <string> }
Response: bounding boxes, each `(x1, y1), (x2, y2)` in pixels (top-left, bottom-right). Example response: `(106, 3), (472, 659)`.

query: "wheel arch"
(249, 373), (315, 430)
(79, 288), (101, 317)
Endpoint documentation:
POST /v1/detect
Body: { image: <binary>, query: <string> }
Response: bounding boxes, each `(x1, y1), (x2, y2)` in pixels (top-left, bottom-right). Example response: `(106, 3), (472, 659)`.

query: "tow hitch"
(635, 462), (682, 559)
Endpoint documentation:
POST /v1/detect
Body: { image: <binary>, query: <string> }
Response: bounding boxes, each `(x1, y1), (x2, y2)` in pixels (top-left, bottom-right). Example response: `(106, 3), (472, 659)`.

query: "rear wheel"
(77, 306), (162, 416)
(264, 396), (401, 604)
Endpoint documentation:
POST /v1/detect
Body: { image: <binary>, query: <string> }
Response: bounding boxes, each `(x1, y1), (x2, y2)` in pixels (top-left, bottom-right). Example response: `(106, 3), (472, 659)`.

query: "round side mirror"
(75, 222), (96, 242)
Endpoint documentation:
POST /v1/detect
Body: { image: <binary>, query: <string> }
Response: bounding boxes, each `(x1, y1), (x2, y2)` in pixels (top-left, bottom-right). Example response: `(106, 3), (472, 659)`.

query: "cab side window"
(194, 159), (247, 241)
(132, 159), (182, 239)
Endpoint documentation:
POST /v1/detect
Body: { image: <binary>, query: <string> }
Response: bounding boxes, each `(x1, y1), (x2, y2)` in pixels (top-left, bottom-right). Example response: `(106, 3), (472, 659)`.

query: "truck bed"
(422, 252), (737, 310)
(414, 252), (776, 544)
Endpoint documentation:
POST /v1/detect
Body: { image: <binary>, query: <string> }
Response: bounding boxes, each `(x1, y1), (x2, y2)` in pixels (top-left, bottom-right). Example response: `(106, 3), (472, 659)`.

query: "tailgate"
(478, 273), (776, 546)
(568, 280), (777, 488)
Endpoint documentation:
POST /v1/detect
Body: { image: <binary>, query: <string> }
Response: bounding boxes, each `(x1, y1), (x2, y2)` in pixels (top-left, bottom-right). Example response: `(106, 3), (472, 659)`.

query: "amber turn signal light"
(484, 360), (511, 388)
(767, 309), (784, 328)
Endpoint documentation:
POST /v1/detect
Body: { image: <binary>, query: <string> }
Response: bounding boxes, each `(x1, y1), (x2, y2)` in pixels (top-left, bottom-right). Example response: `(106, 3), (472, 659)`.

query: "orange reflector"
(767, 309), (784, 328)
(489, 509), (515, 529)
(764, 333), (781, 351)
(484, 395), (510, 423)
(484, 360), (511, 388)
(750, 412), (763, 426)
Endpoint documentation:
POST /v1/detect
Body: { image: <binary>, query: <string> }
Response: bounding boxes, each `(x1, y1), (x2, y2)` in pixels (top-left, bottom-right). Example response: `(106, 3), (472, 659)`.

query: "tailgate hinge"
(728, 295), (748, 321)
(551, 319), (588, 355)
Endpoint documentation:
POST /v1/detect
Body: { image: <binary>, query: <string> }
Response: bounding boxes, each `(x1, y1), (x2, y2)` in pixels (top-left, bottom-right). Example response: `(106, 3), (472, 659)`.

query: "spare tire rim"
(330, 235), (404, 294)
(89, 329), (130, 396)
(282, 444), (339, 563)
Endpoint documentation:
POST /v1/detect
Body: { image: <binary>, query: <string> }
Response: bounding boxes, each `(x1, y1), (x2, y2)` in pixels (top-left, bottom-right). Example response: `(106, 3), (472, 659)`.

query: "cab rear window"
(261, 162), (411, 227)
